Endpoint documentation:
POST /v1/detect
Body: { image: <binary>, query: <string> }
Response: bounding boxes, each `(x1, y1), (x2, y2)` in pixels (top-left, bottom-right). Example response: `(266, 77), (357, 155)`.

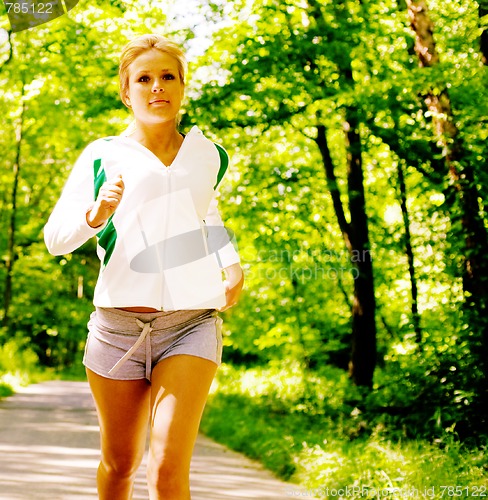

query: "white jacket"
(44, 126), (240, 310)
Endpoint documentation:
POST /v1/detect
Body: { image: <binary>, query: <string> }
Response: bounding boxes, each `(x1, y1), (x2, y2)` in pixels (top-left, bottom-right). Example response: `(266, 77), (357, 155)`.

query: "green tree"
(405, 0), (488, 408)
(186, 0), (387, 386)
(185, 0), (488, 429)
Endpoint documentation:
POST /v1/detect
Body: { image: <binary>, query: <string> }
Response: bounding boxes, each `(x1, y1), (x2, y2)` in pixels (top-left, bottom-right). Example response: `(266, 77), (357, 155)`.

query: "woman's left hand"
(219, 263), (244, 312)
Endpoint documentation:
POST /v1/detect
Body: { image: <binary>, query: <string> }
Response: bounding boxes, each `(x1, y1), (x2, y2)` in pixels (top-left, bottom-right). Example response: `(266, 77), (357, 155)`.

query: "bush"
(0, 337), (41, 393)
(201, 363), (488, 496)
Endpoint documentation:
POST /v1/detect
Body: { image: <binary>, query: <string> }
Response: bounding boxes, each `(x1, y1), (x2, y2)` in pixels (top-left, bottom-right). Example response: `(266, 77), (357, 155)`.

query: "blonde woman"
(44, 34), (243, 499)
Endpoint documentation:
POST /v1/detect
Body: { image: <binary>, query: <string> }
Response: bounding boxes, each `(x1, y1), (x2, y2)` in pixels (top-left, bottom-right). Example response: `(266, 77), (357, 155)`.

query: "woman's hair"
(119, 34), (187, 107)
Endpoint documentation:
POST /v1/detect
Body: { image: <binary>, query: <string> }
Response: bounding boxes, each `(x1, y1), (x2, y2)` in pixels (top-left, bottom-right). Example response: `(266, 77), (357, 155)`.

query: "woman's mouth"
(149, 99), (169, 105)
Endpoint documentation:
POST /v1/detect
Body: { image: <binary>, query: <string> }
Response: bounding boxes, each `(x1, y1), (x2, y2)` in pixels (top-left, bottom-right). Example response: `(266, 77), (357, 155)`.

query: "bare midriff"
(117, 307), (161, 313)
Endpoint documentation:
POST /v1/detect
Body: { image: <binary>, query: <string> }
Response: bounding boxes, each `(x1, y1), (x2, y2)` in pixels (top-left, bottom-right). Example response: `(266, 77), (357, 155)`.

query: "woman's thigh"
(86, 368), (151, 471)
(149, 355), (218, 471)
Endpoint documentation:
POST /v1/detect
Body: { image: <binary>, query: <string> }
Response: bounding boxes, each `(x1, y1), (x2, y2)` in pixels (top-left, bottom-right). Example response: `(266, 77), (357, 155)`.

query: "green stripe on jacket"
(93, 158), (117, 269)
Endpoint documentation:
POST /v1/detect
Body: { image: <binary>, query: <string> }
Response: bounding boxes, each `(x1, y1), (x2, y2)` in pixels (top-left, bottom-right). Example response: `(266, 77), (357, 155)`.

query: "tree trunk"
(344, 108), (377, 387)
(396, 160), (421, 343)
(315, 118), (377, 387)
(3, 85), (25, 328)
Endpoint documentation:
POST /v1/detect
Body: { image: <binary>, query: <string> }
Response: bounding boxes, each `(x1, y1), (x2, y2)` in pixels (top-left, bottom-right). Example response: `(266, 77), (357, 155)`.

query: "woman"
(44, 34), (243, 499)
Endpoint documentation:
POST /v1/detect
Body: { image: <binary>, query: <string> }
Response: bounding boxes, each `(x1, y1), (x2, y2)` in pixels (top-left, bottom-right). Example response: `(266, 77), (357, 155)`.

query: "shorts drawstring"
(108, 318), (155, 380)
(84, 308), (222, 380)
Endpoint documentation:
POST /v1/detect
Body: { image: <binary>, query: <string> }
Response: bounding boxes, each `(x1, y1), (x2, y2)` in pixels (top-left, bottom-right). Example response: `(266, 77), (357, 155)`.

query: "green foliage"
(202, 364), (488, 494)
(0, 335), (42, 393)
(208, 123), (354, 368)
(189, 0), (488, 430)
(0, 383), (13, 398)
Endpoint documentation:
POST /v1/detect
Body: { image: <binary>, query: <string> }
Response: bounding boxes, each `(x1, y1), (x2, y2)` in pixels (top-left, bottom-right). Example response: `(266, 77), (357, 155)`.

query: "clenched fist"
(86, 175), (125, 228)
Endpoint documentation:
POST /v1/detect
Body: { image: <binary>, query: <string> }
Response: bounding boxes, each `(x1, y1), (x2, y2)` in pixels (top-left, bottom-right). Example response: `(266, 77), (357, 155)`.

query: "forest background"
(0, 0), (487, 495)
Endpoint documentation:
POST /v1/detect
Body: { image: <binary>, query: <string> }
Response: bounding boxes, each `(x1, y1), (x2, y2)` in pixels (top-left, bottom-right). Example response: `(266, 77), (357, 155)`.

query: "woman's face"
(125, 49), (184, 127)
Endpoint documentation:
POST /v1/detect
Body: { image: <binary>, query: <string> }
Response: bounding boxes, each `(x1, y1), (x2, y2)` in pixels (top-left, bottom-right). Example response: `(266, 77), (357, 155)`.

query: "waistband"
(95, 307), (215, 381)
(96, 307), (213, 332)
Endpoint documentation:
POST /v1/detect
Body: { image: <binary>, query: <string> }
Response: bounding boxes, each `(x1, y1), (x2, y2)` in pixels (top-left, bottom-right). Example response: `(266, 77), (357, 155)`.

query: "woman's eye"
(163, 74), (175, 80)
(138, 76), (150, 82)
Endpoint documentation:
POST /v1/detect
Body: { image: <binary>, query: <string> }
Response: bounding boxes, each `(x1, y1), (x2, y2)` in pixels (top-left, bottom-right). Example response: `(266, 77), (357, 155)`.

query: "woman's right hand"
(86, 175), (125, 228)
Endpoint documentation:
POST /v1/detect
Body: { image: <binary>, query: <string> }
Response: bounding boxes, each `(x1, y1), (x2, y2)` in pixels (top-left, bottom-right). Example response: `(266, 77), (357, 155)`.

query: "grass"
(201, 363), (488, 498)
(0, 381), (14, 398)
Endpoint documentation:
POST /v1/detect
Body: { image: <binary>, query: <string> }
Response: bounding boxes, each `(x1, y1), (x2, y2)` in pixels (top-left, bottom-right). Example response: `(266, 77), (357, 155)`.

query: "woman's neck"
(131, 121), (184, 166)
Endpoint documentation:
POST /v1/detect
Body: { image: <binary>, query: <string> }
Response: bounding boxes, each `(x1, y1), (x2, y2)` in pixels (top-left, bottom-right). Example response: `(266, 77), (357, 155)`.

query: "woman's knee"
(100, 448), (144, 480)
(147, 458), (190, 498)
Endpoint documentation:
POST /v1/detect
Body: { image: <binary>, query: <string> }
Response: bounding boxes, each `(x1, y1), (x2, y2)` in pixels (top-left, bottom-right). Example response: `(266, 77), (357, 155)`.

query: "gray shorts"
(83, 307), (223, 381)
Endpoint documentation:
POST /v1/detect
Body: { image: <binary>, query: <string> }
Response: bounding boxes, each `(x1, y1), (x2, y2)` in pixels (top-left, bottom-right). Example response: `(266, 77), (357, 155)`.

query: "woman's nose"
(152, 80), (165, 92)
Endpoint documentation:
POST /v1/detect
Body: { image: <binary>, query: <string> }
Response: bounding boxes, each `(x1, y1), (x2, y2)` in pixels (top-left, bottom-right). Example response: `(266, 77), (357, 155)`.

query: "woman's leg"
(147, 355), (218, 500)
(86, 368), (151, 500)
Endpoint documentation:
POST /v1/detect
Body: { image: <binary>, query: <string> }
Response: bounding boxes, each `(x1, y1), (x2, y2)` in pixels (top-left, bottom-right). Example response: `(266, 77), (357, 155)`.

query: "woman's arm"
(204, 194), (241, 266)
(86, 175), (125, 228)
(44, 144), (104, 255)
(204, 192), (244, 310)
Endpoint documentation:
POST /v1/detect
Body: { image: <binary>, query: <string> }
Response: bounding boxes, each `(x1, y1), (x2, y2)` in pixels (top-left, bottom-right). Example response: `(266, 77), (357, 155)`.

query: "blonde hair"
(119, 34), (187, 108)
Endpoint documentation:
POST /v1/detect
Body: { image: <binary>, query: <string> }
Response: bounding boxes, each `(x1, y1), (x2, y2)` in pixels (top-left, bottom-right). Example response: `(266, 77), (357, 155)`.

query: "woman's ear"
(121, 88), (131, 108)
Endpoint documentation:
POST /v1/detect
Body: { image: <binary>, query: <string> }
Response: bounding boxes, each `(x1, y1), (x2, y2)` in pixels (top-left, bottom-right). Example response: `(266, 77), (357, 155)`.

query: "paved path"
(0, 381), (309, 499)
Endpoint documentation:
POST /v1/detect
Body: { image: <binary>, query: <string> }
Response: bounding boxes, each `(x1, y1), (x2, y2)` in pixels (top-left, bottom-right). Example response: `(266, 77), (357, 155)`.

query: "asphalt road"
(0, 381), (312, 499)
